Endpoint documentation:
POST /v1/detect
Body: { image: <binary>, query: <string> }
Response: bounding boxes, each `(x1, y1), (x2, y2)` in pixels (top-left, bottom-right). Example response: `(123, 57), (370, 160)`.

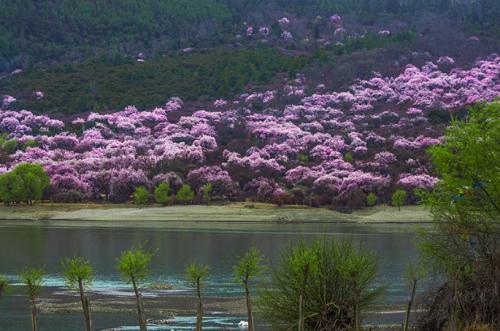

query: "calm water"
(0, 222), (423, 330)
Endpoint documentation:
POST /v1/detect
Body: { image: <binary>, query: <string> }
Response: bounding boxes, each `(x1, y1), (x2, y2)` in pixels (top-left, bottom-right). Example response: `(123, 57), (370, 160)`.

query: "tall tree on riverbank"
(20, 268), (44, 331)
(259, 240), (383, 330)
(117, 248), (154, 331)
(234, 247), (263, 331)
(61, 257), (94, 331)
(185, 262), (211, 331)
(418, 101), (500, 329)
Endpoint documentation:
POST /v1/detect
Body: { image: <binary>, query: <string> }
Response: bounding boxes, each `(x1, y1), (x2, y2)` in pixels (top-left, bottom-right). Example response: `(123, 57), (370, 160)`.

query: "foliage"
(258, 239), (383, 330)
(1, 48), (306, 114)
(116, 248), (154, 284)
(176, 184), (195, 204)
(234, 247), (264, 285)
(0, 163), (50, 205)
(0, 0), (497, 73)
(344, 152), (354, 163)
(133, 186), (150, 205)
(60, 257), (94, 290)
(1, 138), (18, 154)
(418, 101), (500, 329)
(20, 267), (44, 299)
(0, 57), (496, 207)
(154, 183), (171, 205)
(366, 192), (377, 206)
(185, 262), (211, 287)
(391, 189), (407, 211)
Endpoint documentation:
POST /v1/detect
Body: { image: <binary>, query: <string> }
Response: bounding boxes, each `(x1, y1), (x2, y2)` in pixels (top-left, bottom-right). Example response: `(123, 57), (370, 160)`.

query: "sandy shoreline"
(0, 203), (432, 228)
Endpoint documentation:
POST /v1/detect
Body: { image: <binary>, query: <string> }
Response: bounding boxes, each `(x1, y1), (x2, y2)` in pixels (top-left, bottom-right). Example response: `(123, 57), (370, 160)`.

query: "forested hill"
(1, 0), (499, 72)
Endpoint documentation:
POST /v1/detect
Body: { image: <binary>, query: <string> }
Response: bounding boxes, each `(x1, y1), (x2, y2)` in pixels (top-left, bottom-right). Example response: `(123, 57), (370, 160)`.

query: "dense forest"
(0, 31), (416, 114)
(0, 0), (499, 72)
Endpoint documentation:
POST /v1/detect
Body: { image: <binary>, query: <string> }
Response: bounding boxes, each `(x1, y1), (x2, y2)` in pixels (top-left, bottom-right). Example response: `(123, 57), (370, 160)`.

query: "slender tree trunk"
(30, 297), (38, 331)
(132, 277), (147, 331)
(403, 279), (418, 331)
(353, 277), (360, 331)
(196, 279), (203, 331)
(245, 281), (254, 331)
(298, 292), (304, 331)
(78, 279), (93, 331)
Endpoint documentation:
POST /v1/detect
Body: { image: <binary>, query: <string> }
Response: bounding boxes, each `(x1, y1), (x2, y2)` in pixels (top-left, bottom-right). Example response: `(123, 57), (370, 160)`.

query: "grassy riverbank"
(0, 202), (431, 225)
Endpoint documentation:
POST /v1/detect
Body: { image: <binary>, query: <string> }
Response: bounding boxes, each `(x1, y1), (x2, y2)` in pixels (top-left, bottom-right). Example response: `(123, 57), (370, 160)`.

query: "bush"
(418, 101), (500, 329)
(2, 139), (18, 154)
(259, 240), (383, 330)
(366, 192), (378, 206)
(344, 152), (354, 163)
(391, 189), (407, 211)
(154, 183), (171, 205)
(176, 184), (194, 204)
(133, 186), (150, 205)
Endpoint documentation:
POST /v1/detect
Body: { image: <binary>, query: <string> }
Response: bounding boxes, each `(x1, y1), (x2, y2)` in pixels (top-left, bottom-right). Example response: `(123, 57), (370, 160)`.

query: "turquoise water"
(0, 222), (423, 330)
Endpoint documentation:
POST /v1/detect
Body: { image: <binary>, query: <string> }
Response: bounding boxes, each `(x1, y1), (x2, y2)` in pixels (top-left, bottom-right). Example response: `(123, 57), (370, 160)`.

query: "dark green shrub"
(259, 240), (383, 330)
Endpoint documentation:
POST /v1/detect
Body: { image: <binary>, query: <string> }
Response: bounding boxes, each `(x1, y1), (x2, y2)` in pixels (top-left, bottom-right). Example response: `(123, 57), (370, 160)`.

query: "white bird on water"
(238, 320), (249, 329)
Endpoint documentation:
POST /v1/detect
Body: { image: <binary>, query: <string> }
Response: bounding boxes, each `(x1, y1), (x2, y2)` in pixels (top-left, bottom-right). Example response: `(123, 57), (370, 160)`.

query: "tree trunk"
(298, 292), (304, 331)
(403, 279), (418, 331)
(132, 278), (147, 331)
(196, 279), (203, 331)
(353, 278), (360, 331)
(78, 279), (93, 331)
(245, 282), (254, 331)
(30, 297), (38, 331)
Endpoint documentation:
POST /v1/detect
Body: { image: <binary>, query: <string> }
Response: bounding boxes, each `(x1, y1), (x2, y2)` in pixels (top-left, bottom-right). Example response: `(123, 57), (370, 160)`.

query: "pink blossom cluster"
(0, 57), (498, 204)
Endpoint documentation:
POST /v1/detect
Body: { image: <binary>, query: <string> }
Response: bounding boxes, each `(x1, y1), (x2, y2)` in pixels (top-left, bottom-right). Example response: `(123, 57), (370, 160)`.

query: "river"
(0, 221), (425, 330)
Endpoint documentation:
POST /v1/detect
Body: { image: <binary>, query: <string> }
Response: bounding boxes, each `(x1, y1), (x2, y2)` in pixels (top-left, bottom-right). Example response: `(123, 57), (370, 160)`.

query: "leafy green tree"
(20, 268), (45, 331)
(154, 183), (170, 205)
(0, 163), (49, 205)
(0, 275), (8, 299)
(201, 182), (213, 203)
(61, 257), (94, 331)
(366, 192), (377, 207)
(133, 186), (150, 205)
(391, 189), (407, 211)
(117, 248), (154, 331)
(234, 247), (263, 331)
(259, 240), (383, 330)
(418, 101), (500, 329)
(185, 263), (211, 331)
(176, 184), (194, 204)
